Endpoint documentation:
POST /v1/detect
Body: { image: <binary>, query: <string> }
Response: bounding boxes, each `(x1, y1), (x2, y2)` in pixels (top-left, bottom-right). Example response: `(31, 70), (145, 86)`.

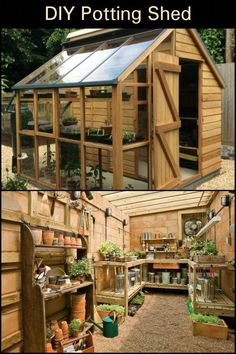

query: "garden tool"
(39, 191), (50, 217)
(89, 311), (118, 338)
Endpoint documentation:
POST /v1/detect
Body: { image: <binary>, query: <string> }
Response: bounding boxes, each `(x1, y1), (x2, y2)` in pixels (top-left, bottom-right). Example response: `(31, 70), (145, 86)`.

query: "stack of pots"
(32, 229), (42, 245)
(58, 234), (64, 246)
(64, 235), (71, 246)
(45, 343), (56, 353)
(60, 321), (69, 340)
(53, 329), (63, 351)
(71, 293), (86, 321)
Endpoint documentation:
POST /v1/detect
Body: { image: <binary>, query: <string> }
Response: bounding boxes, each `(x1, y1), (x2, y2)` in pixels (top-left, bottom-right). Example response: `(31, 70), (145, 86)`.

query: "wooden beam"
(147, 54), (152, 189)
(158, 132), (180, 178)
(1, 330), (23, 351)
(154, 62), (181, 72)
(15, 91), (21, 174)
(155, 121), (181, 133)
(80, 87), (86, 189)
(112, 85), (123, 189)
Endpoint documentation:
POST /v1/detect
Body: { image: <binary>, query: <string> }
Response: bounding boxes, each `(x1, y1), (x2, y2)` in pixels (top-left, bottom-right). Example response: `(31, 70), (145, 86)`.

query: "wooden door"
(153, 52), (181, 189)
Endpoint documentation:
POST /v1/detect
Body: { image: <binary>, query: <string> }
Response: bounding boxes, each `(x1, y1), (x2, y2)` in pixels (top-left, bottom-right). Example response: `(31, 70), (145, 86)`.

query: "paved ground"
(1, 144), (235, 190)
(93, 292), (235, 353)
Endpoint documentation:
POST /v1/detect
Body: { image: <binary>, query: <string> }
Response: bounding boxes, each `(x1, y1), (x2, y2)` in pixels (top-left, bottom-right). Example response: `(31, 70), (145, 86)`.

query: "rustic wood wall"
(1, 191), (129, 352)
(175, 29), (222, 177)
(208, 191), (235, 302)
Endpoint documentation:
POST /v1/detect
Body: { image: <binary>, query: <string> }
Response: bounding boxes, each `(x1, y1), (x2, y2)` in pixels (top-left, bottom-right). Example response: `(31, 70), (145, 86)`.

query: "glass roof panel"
(58, 46), (119, 84)
(82, 38), (154, 84)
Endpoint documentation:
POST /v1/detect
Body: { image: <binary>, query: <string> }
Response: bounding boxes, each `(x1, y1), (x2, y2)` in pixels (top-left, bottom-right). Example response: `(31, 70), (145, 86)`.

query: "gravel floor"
(1, 144), (235, 190)
(93, 292), (235, 353)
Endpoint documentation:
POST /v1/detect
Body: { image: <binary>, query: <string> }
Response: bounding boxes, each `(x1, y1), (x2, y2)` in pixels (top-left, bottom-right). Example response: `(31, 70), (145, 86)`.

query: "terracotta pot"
(54, 328), (63, 340)
(70, 236), (76, 245)
(43, 231), (54, 245)
(32, 229), (42, 245)
(58, 234), (64, 246)
(45, 342), (55, 353)
(50, 320), (59, 332)
(64, 235), (71, 246)
(72, 302), (86, 311)
(72, 293), (86, 303)
(60, 321), (69, 338)
(78, 227), (84, 236)
(71, 310), (86, 321)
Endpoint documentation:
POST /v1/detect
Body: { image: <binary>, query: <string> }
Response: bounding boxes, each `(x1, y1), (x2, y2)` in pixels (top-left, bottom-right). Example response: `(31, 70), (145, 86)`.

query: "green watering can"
(90, 312), (118, 338)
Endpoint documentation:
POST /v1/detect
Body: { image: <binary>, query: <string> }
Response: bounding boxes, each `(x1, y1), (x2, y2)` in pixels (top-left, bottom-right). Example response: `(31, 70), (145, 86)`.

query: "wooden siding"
(175, 29), (222, 177)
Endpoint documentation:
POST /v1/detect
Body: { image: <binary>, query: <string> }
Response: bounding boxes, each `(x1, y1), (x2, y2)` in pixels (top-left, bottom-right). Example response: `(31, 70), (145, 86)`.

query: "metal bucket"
(162, 272), (170, 284)
(155, 274), (160, 284)
(172, 277), (178, 285)
(148, 272), (155, 283)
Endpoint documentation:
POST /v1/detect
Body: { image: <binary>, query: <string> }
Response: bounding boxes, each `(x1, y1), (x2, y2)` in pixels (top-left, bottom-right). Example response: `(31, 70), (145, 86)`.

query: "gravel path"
(93, 292), (234, 353)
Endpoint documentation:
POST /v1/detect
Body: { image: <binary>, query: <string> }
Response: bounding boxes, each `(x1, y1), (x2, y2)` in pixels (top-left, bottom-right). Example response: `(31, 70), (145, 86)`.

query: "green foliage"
(130, 292), (145, 305)
(187, 238), (217, 258)
(198, 29), (225, 63)
(88, 164), (106, 189)
(97, 304), (125, 315)
(1, 75), (8, 95)
(125, 250), (137, 256)
(68, 258), (90, 278)
(2, 168), (28, 190)
(136, 250), (146, 259)
(190, 313), (222, 325)
(99, 241), (121, 258)
(69, 319), (81, 335)
(45, 29), (77, 57)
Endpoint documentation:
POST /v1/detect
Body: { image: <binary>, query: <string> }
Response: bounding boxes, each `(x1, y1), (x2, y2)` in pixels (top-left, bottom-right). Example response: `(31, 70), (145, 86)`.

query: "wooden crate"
(193, 255), (225, 264)
(192, 319), (228, 339)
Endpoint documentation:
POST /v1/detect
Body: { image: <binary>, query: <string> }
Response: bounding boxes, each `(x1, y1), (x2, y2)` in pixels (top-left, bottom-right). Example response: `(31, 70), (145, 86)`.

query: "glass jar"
(148, 272), (155, 283)
(128, 271), (136, 288)
(132, 268), (141, 284)
(115, 273), (125, 293)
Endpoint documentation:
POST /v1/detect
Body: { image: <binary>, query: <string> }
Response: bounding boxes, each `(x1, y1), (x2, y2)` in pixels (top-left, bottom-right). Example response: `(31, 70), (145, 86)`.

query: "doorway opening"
(179, 60), (199, 180)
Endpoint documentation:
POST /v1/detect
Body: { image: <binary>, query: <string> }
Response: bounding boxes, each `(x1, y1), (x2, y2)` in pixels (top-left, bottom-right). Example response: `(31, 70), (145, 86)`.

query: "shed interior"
(1, 190), (235, 353)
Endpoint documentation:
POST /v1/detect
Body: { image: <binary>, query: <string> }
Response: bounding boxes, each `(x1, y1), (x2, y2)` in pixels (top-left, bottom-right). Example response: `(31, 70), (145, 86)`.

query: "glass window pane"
(20, 135), (35, 177)
(59, 47), (118, 84)
(59, 88), (81, 140)
(37, 91), (53, 133)
(85, 147), (113, 190)
(85, 86), (112, 144)
(83, 39), (154, 83)
(60, 142), (81, 189)
(123, 147), (148, 190)
(38, 137), (56, 185)
(19, 91), (34, 130)
(42, 50), (93, 83)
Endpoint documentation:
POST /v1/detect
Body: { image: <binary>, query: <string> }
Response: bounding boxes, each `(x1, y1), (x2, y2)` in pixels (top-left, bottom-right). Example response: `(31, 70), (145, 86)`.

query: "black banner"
(0, 0), (234, 27)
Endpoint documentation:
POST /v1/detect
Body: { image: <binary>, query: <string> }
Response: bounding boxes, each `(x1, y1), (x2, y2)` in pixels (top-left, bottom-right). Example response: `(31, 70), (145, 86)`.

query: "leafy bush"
(69, 319), (81, 335)
(2, 168), (28, 190)
(97, 304), (125, 316)
(99, 241), (121, 258)
(131, 292), (145, 305)
(68, 258), (90, 278)
(190, 313), (222, 325)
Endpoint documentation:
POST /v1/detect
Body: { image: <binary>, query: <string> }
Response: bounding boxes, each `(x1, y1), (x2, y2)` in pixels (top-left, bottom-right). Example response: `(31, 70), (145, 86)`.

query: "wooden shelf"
(146, 251), (177, 253)
(96, 283), (144, 301)
(190, 293), (234, 317)
(146, 259), (189, 264)
(144, 282), (188, 290)
(43, 281), (94, 301)
(95, 259), (144, 268)
(143, 238), (176, 242)
(188, 260), (228, 269)
(35, 244), (87, 250)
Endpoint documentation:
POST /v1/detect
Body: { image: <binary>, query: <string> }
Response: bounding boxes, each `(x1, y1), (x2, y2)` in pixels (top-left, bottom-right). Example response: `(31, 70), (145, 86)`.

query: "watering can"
(90, 312), (118, 338)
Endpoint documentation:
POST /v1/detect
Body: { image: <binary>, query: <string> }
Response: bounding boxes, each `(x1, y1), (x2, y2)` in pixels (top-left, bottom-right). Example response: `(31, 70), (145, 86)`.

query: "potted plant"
(87, 164), (106, 190)
(96, 304), (125, 324)
(124, 251), (138, 262)
(99, 241), (121, 261)
(100, 120), (112, 135)
(190, 313), (228, 339)
(68, 257), (90, 282)
(69, 319), (82, 338)
(136, 250), (146, 259)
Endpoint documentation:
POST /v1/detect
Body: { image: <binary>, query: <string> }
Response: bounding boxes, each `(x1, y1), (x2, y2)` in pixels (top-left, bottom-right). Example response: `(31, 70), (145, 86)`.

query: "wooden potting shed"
(12, 28), (224, 190)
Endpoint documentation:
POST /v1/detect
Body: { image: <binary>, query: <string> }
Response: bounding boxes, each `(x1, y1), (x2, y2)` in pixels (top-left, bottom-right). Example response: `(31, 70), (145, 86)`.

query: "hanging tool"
(39, 192), (50, 217)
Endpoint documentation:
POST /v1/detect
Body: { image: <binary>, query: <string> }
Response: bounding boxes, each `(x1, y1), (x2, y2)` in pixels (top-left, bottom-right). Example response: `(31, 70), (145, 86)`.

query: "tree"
(198, 29), (225, 64)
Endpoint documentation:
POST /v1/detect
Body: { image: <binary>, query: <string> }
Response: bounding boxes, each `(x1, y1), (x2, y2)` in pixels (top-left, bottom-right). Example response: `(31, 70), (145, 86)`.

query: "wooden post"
(80, 87), (86, 189)
(112, 85), (123, 189)
(34, 91), (39, 180)
(147, 54), (152, 189)
(53, 89), (60, 188)
(15, 91), (21, 174)
(193, 264), (197, 313)
(124, 265), (129, 316)
(198, 62), (203, 176)
(98, 148), (103, 189)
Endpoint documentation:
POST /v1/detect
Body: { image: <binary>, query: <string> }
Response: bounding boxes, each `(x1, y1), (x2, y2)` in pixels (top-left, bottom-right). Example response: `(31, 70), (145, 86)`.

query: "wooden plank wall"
(208, 192), (235, 302)
(1, 191), (130, 352)
(217, 63), (235, 146)
(175, 29), (222, 177)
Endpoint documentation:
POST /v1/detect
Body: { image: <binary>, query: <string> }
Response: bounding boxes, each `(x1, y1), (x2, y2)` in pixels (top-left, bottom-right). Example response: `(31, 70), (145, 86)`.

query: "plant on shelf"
(190, 312), (228, 339)
(42, 150), (56, 181)
(62, 116), (78, 126)
(96, 304), (125, 316)
(87, 164), (105, 190)
(69, 319), (82, 338)
(99, 241), (121, 261)
(188, 238), (218, 259)
(123, 129), (136, 144)
(68, 257), (90, 282)
(2, 168), (28, 190)
(124, 250), (138, 261)
(125, 251), (137, 256)
(136, 250), (146, 259)
(130, 291), (145, 305)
